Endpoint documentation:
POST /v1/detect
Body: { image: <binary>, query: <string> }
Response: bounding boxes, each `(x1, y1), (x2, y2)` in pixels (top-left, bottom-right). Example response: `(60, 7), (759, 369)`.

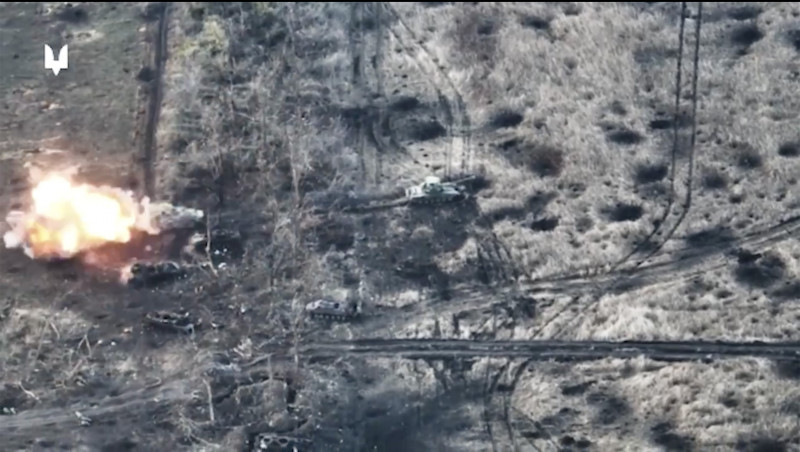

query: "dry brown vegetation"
(4, 1), (800, 450)
(146, 1), (800, 449)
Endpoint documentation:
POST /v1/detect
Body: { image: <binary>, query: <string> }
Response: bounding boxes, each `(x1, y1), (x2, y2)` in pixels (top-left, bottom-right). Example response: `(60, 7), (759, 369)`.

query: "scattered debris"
(143, 310), (199, 334)
(186, 228), (244, 265)
(404, 176), (469, 205)
(75, 411), (92, 427)
(252, 433), (311, 452)
(305, 299), (359, 321)
(122, 261), (188, 287)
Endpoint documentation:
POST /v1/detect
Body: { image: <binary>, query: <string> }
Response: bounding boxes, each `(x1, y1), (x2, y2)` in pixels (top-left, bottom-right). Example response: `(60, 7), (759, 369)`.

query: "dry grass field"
(4, 1), (800, 451)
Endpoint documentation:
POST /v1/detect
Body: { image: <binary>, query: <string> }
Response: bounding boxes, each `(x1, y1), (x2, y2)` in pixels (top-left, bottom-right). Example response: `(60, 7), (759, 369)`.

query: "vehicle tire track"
(2, 358), (302, 436)
(585, 1), (692, 283)
(382, 6), (520, 286)
(357, 2), (399, 187)
(529, 2), (704, 341)
(353, 206), (800, 348)
(493, 9), (703, 443)
(474, 226), (522, 286)
(383, 4), (468, 177)
(550, 2), (704, 340)
(528, 211), (800, 295)
(297, 338), (800, 361)
(371, 2), (385, 184)
(359, 3), (739, 334)
(1, 377), (195, 433)
(138, 2), (170, 200)
(389, 4), (472, 175)
(502, 2), (692, 298)
(485, 5), (695, 444)
(8, 336), (796, 438)
(348, 3), (373, 188)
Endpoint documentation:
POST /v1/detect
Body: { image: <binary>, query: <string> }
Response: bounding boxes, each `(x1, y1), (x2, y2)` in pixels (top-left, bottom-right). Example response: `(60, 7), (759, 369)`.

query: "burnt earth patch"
(489, 109), (524, 129)
(560, 3), (582, 16)
(684, 225), (736, 247)
(390, 96), (421, 113)
(528, 145), (565, 177)
(731, 23), (764, 48)
(787, 30), (800, 52)
(100, 438), (138, 451)
(495, 139), (565, 177)
(519, 14), (550, 30)
(734, 143), (763, 170)
(475, 18), (497, 36)
(603, 124), (645, 145)
(141, 2), (167, 22)
(530, 216), (559, 232)
(525, 191), (557, 214)
(586, 392), (630, 425)
(649, 118), (672, 130)
(775, 360), (800, 380)
(409, 119), (447, 142)
(603, 203), (644, 222)
(734, 251), (786, 288)
(771, 280), (800, 301)
(55, 4), (89, 23)
(560, 380), (595, 396)
(609, 100), (628, 116)
(311, 218), (355, 252)
(136, 66), (155, 83)
(727, 5), (762, 21)
(702, 168), (729, 189)
(735, 436), (787, 452)
(651, 422), (695, 451)
(778, 141), (800, 157)
(649, 109), (692, 131)
(394, 259), (451, 299)
(634, 161), (668, 184)
(486, 206), (526, 223)
(560, 436), (592, 449)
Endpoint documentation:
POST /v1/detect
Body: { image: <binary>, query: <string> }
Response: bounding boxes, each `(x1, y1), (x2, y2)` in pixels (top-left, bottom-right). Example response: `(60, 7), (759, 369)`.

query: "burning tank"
(3, 170), (203, 261)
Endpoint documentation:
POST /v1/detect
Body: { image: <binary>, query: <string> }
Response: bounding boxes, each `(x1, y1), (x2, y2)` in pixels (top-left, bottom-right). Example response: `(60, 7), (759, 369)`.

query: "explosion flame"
(3, 161), (206, 263)
(3, 173), (147, 260)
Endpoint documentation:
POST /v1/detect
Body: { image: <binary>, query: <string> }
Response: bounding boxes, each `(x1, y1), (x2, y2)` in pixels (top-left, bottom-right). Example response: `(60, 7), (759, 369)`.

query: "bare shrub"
(448, 6), (501, 69)
(160, 2), (349, 291)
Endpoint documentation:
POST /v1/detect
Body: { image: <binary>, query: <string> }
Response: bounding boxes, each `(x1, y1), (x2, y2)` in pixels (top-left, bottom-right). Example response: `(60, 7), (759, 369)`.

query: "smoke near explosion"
(3, 167), (204, 261)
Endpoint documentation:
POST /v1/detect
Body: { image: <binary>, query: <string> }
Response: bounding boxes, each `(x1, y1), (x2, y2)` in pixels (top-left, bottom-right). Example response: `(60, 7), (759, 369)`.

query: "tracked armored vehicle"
(404, 176), (468, 205)
(305, 299), (359, 321)
(143, 310), (199, 334)
(124, 260), (187, 287)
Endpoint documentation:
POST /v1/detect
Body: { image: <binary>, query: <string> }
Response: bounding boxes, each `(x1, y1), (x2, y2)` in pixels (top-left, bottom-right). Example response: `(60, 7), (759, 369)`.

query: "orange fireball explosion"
(4, 174), (142, 260)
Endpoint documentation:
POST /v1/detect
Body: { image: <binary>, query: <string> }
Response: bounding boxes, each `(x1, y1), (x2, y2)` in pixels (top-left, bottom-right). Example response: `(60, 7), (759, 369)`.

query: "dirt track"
(300, 338), (800, 361)
(6, 2), (800, 451)
(138, 2), (170, 199)
(0, 3), (181, 450)
(3, 336), (797, 438)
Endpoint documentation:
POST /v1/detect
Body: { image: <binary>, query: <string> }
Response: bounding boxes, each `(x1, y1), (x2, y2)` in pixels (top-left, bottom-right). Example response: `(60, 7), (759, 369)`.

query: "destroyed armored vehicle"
(404, 176), (468, 205)
(125, 261), (187, 287)
(143, 310), (199, 334)
(305, 299), (359, 320)
(251, 433), (311, 451)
